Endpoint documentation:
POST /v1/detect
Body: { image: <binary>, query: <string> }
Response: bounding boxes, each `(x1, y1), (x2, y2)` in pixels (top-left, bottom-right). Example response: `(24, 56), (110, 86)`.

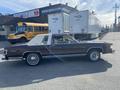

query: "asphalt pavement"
(0, 33), (120, 90)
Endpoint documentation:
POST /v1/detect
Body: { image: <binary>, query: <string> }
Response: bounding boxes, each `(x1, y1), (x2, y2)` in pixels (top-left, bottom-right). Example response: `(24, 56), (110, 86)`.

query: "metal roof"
(12, 4), (78, 16)
(0, 16), (48, 25)
(0, 4), (77, 25)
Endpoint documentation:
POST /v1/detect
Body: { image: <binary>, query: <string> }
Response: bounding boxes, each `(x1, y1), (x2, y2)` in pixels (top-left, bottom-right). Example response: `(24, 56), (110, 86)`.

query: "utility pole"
(113, 3), (119, 32)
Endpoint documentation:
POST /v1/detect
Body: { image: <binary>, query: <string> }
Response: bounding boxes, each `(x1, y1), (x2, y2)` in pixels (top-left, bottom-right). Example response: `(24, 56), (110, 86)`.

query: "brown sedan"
(0, 34), (114, 66)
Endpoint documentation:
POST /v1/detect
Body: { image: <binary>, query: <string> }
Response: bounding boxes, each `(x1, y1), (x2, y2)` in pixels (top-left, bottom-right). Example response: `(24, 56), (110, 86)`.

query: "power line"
(113, 3), (119, 31)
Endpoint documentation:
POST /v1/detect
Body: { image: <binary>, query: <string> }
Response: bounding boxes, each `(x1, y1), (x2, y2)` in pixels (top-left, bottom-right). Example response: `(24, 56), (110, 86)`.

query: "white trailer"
(48, 10), (101, 35)
(70, 10), (101, 34)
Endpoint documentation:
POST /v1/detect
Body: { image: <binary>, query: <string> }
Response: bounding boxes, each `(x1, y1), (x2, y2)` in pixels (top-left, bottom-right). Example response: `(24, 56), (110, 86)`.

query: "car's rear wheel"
(26, 53), (41, 66)
(88, 50), (101, 62)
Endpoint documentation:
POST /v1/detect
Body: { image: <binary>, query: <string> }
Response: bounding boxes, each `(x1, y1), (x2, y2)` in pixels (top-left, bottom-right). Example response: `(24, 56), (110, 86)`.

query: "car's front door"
(49, 35), (85, 55)
(49, 44), (72, 55)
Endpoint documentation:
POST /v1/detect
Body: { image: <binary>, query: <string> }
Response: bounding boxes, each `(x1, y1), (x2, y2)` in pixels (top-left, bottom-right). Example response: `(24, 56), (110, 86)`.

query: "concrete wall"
(0, 25), (15, 36)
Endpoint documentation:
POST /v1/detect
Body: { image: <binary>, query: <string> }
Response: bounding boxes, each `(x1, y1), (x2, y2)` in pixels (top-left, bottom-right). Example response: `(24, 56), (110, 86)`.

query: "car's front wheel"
(88, 50), (101, 62)
(26, 53), (41, 66)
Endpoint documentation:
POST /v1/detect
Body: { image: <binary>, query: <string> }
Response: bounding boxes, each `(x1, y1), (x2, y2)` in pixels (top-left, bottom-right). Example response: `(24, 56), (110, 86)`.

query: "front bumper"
(2, 55), (8, 60)
(103, 48), (115, 54)
(0, 49), (7, 55)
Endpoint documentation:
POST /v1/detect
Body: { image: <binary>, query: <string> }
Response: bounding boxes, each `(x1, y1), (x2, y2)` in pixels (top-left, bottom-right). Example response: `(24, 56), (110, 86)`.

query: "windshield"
(16, 26), (33, 33)
(16, 26), (26, 33)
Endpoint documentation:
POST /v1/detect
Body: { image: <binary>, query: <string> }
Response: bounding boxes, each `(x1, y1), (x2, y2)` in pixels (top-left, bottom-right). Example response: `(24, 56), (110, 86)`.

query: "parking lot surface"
(0, 33), (120, 90)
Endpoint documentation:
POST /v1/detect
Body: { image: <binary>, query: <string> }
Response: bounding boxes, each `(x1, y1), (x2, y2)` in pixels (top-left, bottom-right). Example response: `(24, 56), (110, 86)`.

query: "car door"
(49, 35), (84, 55)
(48, 35), (67, 55)
(70, 43), (87, 54)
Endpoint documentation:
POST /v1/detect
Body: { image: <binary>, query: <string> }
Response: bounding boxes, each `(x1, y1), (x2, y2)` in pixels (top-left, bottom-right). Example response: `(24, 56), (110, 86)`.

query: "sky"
(0, 0), (120, 26)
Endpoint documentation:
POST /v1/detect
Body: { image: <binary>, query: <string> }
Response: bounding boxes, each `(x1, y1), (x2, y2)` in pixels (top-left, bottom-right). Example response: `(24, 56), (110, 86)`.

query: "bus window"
(41, 27), (44, 31)
(39, 27), (41, 32)
(44, 27), (48, 31)
(17, 26), (26, 32)
(34, 27), (40, 32)
(27, 26), (33, 32)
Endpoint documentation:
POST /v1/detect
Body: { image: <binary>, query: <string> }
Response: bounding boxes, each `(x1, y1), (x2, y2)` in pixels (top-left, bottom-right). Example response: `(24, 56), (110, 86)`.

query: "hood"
(80, 40), (106, 44)
(79, 40), (112, 45)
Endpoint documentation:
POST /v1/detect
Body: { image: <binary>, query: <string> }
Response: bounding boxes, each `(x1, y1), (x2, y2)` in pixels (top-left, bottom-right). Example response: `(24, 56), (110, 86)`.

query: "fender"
(87, 47), (103, 53)
(23, 51), (42, 58)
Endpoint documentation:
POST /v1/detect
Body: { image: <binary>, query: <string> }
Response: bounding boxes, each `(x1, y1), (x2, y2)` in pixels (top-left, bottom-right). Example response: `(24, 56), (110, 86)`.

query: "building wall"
(2, 25), (11, 35)
(0, 25), (16, 36)
(0, 4), (77, 36)
(0, 26), (7, 36)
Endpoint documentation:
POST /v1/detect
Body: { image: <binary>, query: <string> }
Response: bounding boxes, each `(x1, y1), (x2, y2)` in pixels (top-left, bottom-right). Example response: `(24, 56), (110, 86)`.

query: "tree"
(0, 13), (2, 16)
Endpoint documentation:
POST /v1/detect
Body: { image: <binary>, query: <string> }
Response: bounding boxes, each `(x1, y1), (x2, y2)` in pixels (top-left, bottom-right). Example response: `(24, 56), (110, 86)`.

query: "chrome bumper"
(2, 56), (8, 60)
(2, 56), (22, 61)
(103, 48), (115, 54)
(0, 49), (7, 55)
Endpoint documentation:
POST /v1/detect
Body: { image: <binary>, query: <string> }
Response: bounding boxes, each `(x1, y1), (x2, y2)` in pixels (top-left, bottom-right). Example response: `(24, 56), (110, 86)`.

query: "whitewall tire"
(26, 53), (41, 66)
(88, 50), (101, 62)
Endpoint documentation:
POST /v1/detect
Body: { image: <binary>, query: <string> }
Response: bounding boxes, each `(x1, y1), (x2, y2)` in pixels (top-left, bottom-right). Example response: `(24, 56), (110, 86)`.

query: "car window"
(52, 35), (78, 45)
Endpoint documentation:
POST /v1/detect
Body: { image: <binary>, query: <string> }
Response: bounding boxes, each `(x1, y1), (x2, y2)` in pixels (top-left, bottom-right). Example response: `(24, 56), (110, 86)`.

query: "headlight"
(0, 48), (4, 51)
(0, 48), (5, 54)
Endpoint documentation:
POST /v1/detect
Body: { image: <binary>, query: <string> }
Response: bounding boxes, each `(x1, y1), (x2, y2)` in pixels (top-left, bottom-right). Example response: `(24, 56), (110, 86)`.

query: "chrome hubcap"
(90, 51), (99, 61)
(31, 57), (36, 60)
(27, 54), (40, 66)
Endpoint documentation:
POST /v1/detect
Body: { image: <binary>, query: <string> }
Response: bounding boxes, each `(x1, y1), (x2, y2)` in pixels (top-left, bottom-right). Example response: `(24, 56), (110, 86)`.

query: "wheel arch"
(23, 51), (42, 59)
(87, 47), (103, 54)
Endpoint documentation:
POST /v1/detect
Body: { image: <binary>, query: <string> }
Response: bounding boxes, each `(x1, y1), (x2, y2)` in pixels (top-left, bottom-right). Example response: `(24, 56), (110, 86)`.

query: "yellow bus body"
(8, 22), (48, 44)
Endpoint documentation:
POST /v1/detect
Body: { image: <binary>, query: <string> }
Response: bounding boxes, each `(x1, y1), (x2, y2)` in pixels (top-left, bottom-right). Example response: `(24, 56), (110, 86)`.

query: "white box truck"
(48, 12), (70, 34)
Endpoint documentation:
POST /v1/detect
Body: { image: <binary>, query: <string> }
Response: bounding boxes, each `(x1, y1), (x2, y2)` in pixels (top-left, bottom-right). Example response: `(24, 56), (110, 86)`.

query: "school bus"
(8, 22), (48, 44)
